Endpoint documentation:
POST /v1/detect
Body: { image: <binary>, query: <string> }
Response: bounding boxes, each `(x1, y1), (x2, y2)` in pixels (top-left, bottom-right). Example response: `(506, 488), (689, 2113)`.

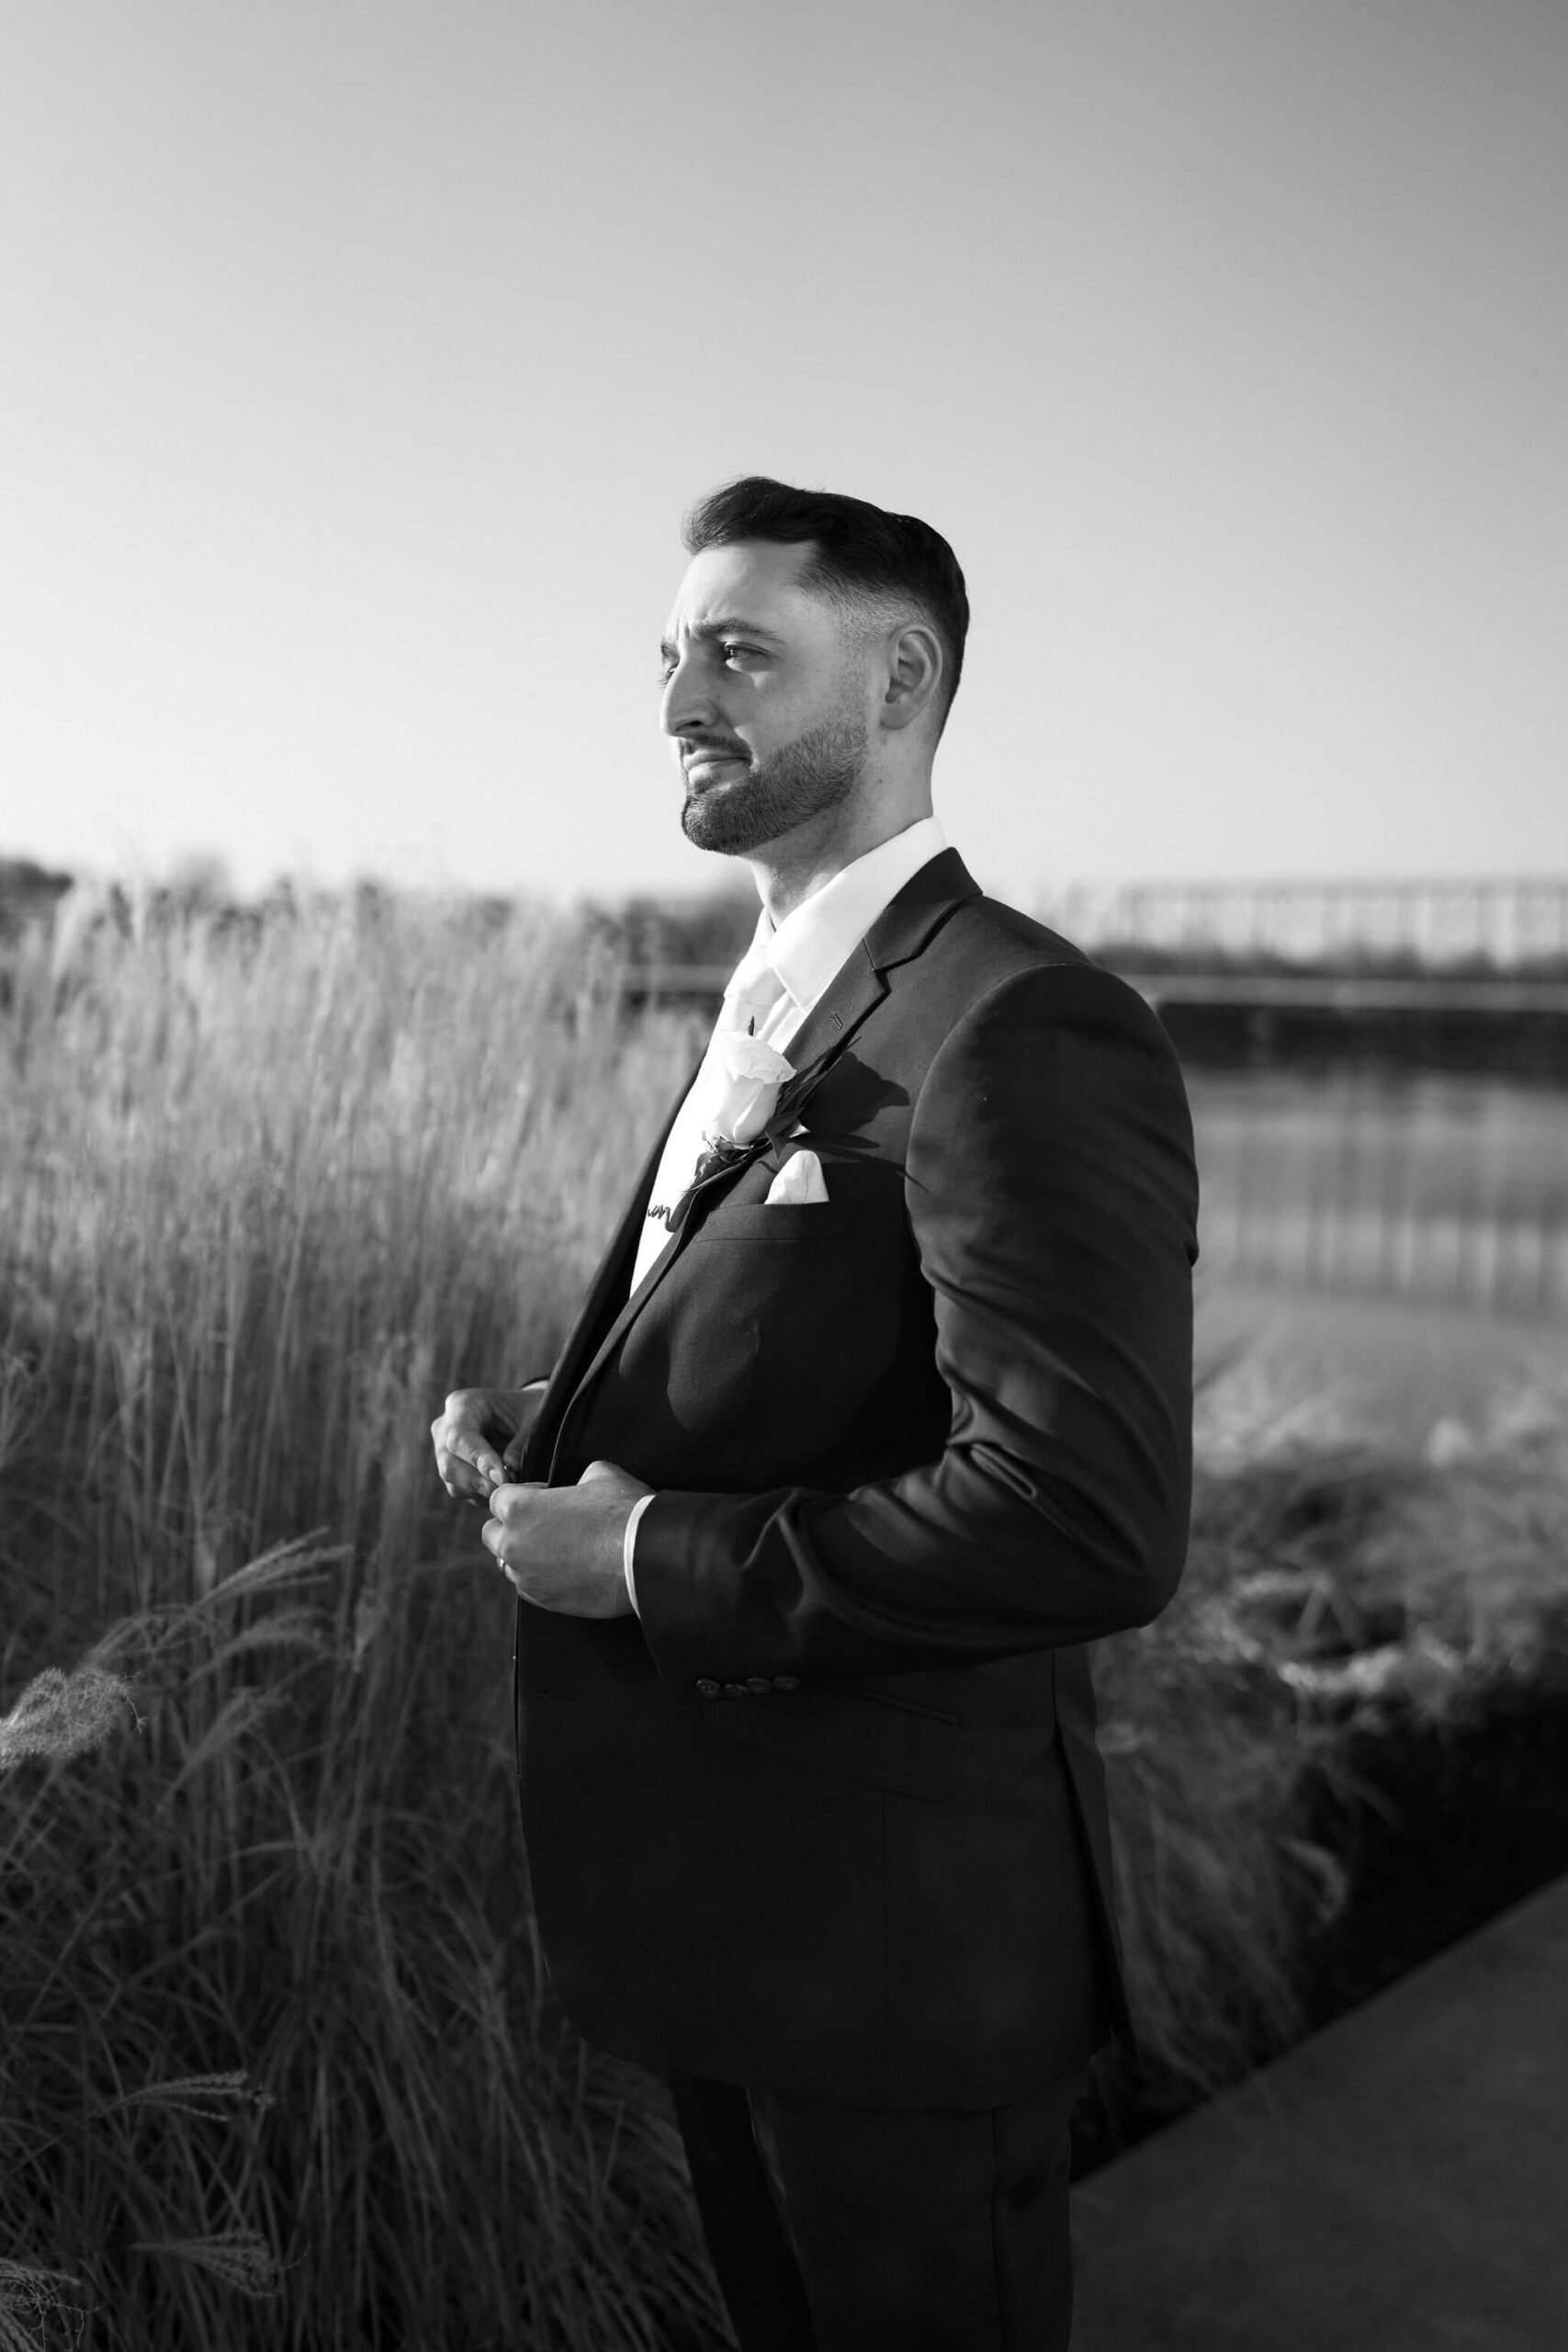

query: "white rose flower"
(703, 1029), (794, 1148)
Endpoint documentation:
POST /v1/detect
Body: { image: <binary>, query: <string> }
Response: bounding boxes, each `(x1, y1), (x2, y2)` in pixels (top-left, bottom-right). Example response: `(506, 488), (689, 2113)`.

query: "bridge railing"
(1040, 877), (1568, 972)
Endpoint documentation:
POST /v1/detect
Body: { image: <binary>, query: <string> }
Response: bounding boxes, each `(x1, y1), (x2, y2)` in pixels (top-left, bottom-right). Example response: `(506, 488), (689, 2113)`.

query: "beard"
(680, 703), (869, 857)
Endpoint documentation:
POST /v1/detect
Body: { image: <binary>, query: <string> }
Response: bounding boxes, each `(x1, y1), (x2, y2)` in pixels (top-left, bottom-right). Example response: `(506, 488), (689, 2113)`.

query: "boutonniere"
(663, 1036), (838, 1234)
(701, 1031), (794, 1159)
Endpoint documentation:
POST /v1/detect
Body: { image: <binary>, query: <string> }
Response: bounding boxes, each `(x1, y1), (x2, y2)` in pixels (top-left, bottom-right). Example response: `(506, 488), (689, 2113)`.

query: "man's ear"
(879, 621), (944, 734)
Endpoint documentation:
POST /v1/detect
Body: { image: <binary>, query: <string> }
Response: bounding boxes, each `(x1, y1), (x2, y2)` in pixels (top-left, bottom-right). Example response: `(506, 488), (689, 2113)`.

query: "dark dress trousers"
(512, 850), (1199, 2116)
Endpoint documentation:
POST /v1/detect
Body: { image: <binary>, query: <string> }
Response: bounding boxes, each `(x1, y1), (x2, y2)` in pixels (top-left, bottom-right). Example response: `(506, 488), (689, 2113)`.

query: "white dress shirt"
(621, 813), (949, 1606)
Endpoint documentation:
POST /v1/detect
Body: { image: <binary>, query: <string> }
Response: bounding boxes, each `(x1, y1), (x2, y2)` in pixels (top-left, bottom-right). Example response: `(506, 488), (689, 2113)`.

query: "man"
(432, 478), (1198, 2349)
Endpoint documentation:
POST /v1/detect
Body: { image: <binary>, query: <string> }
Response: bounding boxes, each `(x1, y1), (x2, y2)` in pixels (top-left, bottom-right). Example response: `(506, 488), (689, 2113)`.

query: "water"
(1188, 1070), (1568, 1319)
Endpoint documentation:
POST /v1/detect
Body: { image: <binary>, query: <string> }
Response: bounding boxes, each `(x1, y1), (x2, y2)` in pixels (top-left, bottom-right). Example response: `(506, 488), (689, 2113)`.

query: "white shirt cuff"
(622, 1490), (657, 1614)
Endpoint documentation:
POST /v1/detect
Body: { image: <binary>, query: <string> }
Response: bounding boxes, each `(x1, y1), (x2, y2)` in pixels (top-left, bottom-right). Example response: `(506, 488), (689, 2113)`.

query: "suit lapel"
(545, 1248), (674, 1480)
(546, 849), (981, 1477)
(558, 940), (891, 1436)
(784, 847), (981, 1073)
(776, 935), (886, 1078)
(520, 1070), (694, 1478)
(862, 846), (979, 976)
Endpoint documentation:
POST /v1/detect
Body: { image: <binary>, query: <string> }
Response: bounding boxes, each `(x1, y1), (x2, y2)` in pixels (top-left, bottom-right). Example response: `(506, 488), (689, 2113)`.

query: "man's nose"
(660, 649), (718, 740)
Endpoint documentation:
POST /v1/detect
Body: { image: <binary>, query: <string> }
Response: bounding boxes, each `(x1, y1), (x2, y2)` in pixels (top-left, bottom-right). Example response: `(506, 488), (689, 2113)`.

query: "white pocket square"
(764, 1148), (829, 1204)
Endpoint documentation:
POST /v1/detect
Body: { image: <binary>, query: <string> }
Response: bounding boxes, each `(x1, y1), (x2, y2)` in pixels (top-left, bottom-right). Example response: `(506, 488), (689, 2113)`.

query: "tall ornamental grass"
(1, 889), (723, 2350)
(1096, 1353), (1568, 2121)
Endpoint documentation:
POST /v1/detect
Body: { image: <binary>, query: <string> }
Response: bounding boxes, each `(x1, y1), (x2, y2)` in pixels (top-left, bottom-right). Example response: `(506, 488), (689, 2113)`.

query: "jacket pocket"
(701, 1202), (858, 1244)
(702, 1680), (959, 1802)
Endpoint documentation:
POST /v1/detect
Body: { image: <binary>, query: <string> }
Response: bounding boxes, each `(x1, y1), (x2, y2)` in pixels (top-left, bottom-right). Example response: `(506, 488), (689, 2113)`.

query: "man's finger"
(457, 1428), (503, 1476)
(444, 1432), (502, 1487)
(480, 1515), (525, 1589)
(489, 1478), (546, 1523)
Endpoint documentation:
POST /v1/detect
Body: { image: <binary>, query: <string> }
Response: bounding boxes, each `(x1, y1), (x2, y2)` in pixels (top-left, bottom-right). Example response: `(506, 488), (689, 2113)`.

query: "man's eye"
(660, 641), (762, 682)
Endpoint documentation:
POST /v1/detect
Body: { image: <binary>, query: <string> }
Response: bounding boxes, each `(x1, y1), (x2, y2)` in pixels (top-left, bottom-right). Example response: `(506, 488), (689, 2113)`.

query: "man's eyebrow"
(660, 617), (784, 662)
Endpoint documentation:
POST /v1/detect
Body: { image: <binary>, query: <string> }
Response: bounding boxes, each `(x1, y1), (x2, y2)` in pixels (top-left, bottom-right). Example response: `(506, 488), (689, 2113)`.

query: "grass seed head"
(0, 1664), (141, 1769)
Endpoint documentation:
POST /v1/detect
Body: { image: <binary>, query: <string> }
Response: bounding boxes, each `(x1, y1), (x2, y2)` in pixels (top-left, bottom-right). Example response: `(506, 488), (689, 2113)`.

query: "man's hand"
(431, 1382), (547, 1504)
(481, 1461), (651, 1618)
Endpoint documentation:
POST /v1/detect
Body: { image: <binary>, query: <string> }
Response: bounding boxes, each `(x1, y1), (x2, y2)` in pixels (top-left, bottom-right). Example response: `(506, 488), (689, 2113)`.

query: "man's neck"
(746, 792), (935, 926)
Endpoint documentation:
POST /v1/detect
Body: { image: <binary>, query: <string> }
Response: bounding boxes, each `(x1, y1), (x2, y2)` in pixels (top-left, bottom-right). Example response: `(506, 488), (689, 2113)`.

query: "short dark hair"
(682, 475), (969, 727)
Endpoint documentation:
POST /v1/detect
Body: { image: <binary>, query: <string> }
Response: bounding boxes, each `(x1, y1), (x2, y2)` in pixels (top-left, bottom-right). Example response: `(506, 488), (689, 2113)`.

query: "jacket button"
(724, 1682), (750, 1699)
(746, 1677), (773, 1695)
(773, 1675), (801, 1690)
(695, 1678), (723, 1699)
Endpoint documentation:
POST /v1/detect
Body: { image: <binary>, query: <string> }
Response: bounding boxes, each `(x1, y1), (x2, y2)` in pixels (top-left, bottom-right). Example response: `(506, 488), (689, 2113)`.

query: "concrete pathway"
(1070, 1874), (1568, 2350)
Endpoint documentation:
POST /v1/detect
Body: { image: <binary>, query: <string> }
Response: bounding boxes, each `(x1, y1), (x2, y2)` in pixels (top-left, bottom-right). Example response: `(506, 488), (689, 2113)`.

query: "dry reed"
(2, 890), (722, 2350)
(1096, 1351), (1568, 2121)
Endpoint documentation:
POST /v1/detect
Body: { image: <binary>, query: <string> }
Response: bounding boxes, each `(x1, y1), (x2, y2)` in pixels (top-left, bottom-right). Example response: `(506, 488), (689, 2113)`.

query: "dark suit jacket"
(513, 850), (1199, 2109)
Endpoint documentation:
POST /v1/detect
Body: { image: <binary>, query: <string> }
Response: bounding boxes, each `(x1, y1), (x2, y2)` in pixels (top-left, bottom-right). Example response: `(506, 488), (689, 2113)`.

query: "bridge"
(630, 967), (1568, 1019)
(629, 879), (1568, 1014)
(1040, 876), (1568, 972)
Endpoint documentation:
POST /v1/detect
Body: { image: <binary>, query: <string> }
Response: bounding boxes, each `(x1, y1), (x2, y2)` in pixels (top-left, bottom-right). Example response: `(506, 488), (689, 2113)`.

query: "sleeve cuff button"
(695, 1678), (723, 1699)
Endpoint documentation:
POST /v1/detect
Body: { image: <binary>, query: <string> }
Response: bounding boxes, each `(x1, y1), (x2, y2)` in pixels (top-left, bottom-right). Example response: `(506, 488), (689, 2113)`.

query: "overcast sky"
(2, 0), (1564, 909)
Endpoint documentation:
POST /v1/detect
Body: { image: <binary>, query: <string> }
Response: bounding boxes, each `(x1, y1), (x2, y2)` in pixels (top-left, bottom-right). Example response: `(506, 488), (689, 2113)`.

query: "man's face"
(660, 540), (872, 857)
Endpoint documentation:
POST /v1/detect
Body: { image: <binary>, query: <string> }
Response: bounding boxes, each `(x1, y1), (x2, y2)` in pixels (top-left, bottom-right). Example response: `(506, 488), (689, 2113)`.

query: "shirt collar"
(748, 815), (948, 1014)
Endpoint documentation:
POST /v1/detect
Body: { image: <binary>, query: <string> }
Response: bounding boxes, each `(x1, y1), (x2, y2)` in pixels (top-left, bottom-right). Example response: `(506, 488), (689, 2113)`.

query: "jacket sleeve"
(631, 962), (1200, 1690)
